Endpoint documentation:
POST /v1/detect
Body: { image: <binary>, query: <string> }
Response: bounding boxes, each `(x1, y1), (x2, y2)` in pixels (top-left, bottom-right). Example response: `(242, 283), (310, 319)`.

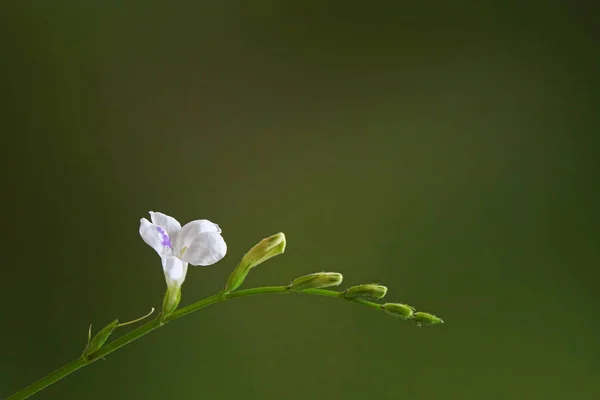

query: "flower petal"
(174, 219), (222, 253)
(139, 218), (172, 256)
(162, 256), (188, 288)
(180, 232), (227, 266)
(149, 211), (181, 238)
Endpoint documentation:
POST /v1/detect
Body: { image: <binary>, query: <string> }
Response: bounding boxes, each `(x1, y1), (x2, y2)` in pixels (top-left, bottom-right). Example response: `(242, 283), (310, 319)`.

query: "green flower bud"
(413, 312), (444, 326)
(224, 233), (286, 293)
(344, 284), (388, 300)
(290, 272), (343, 290)
(83, 319), (119, 359)
(382, 303), (415, 319)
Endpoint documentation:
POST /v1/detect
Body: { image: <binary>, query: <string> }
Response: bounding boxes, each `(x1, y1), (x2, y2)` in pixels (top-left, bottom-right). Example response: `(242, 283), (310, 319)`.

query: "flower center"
(178, 246), (188, 258)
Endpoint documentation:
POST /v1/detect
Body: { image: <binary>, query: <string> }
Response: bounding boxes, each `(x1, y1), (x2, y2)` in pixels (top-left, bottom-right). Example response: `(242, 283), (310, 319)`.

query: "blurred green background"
(1, 1), (599, 399)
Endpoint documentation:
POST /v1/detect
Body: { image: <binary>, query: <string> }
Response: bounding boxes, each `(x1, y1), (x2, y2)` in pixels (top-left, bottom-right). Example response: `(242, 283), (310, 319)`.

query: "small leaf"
(83, 319), (119, 358)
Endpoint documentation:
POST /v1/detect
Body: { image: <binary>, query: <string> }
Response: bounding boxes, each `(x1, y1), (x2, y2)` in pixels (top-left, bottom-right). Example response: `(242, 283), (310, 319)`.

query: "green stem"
(5, 286), (383, 400)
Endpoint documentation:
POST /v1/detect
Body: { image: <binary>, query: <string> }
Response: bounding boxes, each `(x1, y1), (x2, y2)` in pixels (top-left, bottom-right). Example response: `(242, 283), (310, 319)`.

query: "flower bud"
(344, 284), (387, 300)
(83, 319), (119, 359)
(290, 272), (343, 290)
(382, 303), (415, 319)
(224, 233), (286, 293)
(413, 312), (444, 326)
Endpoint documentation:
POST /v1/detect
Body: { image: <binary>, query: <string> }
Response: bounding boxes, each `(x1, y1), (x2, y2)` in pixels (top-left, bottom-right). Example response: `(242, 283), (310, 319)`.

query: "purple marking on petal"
(156, 226), (172, 248)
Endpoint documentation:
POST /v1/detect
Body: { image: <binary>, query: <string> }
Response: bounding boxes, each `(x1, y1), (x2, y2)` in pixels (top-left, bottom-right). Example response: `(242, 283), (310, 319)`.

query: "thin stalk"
(5, 286), (383, 400)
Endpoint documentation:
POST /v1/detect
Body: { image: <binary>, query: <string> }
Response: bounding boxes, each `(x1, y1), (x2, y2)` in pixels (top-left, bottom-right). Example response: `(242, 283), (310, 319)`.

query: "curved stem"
(5, 286), (383, 400)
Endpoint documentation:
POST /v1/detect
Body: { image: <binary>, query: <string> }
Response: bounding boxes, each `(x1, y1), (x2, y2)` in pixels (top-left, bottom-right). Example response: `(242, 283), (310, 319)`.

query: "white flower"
(139, 211), (227, 289)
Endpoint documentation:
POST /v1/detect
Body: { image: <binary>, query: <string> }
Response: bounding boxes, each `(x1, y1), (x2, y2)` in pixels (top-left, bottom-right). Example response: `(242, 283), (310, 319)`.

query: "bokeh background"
(2, 1), (599, 399)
